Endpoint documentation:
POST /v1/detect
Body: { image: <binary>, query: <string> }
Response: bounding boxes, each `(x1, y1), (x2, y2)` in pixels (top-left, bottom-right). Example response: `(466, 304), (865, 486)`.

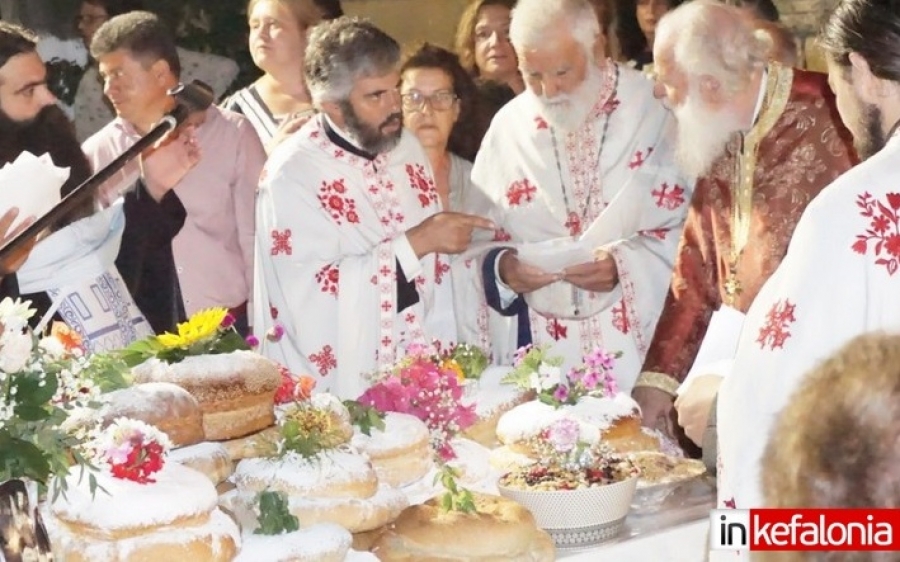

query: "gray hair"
(509, 0), (600, 60)
(656, 0), (771, 95)
(304, 17), (400, 107)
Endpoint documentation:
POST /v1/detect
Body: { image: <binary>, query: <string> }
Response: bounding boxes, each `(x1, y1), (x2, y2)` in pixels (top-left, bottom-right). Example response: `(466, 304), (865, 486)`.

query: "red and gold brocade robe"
(638, 64), (857, 392)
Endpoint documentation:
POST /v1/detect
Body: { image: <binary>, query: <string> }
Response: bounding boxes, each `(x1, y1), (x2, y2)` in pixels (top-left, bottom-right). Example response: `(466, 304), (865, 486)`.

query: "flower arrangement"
(118, 307), (250, 367)
(274, 366), (316, 405)
(438, 343), (489, 382)
(88, 418), (173, 484)
(0, 298), (127, 486)
(277, 403), (350, 459)
(503, 345), (620, 407)
(499, 418), (637, 491)
(358, 347), (477, 460)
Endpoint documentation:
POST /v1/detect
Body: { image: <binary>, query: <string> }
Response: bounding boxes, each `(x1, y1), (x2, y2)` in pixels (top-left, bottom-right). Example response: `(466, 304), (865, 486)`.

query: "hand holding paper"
(515, 236), (594, 274)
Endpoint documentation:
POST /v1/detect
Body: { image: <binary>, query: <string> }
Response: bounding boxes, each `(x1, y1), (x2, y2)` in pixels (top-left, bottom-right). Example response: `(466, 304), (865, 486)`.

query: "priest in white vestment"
(253, 18), (493, 399)
(462, 0), (690, 391)
(717, 0), (900, 514)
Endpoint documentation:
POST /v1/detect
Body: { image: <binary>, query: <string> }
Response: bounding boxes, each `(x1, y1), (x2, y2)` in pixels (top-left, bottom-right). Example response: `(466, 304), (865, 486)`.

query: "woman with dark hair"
(400, 43), (481, 211)
(617, 0), (682, 71)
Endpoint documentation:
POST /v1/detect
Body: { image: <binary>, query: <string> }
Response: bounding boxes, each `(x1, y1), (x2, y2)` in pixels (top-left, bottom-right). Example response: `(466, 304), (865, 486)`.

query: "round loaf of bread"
(234, 524), (351, 562)
(371, 493), (554, 561)
(46, 463), (239, 562)
(100, 383), (205, 447)
(169, 442), (233, 485)
(462, 382), (532, 448)
(132, 351), (281, 441)
(351, 412), (432, 488)
(219, 426), (280, 461)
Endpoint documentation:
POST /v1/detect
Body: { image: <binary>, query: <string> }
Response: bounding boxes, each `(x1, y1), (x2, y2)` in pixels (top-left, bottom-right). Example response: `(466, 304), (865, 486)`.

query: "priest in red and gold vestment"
(630, 0), (857, 455)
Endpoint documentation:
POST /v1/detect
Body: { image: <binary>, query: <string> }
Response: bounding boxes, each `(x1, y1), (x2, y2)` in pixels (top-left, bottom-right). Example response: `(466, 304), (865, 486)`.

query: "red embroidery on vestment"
(565, 212), (582, 237)
(611, 299), (630, 334)
(852, 191), (900, 276)
(535, 116), (549, 130)
(434, 257), (450, 285)
(405, 163), (438, 208)
(269, 304), (278, 319)
(546, 319), (568, 341)
(317, 178), (361, 225)
(493, 228), (512, 242)
(629, 147), (654, 169)
(651, 183), (686, 210)
(602, 96), (621, 114)
(309, 345), (337, 376)
(270, 229), (292, 256)
(315, 264), (339, 297)
(506, 179), (538, 207)
(638, 228), (669, 240)
(724, 497), (736, 509)
(756, 299), (797, 350)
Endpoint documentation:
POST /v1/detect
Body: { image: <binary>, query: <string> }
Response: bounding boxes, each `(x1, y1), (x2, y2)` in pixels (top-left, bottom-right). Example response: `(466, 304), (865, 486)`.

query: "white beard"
(672, 89), (745, 179)
(535, 62), (605, 133)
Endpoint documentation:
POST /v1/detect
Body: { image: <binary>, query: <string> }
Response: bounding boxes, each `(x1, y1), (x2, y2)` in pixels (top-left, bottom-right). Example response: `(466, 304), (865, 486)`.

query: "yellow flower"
(156, 307), (228, 349)
(442, 359), (466, 382)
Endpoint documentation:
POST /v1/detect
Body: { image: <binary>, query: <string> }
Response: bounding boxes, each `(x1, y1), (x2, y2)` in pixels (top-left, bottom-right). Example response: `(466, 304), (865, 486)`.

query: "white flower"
(38, 336), (66, 360)
(0, 332), (34, 373)
(0, 298), (35, 337)
(537, 364), (562, 391)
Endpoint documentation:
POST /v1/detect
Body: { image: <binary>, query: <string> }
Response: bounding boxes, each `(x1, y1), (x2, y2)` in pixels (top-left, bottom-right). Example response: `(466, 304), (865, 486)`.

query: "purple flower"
(603, 374), (619, 396)
(546, 418), (580, 453)
(267, 324), (285, 342)
(552, 384), (570, 403)
(245, 334), (260, 348)
(582, 369), (601, 391)
(584, 347), (616, 370)
(220, 313), (236, 329)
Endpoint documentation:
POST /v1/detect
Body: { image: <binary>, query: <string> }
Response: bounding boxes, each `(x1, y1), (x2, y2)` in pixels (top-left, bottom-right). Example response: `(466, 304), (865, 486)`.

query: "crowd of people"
(2, 0), (900, 530)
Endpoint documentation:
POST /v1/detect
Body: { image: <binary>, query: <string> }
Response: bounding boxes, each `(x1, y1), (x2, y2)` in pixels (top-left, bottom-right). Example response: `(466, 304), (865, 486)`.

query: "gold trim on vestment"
(634, 371), (681, 396)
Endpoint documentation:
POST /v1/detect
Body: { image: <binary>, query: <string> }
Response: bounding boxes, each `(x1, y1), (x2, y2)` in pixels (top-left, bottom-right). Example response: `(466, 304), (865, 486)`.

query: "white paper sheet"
(0, 151), (68, 229)
(677, 305), (746, 395)
(516, 236), (595, 274)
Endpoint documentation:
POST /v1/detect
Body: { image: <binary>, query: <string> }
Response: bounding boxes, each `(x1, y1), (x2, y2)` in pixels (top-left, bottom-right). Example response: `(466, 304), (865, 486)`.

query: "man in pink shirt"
(81, 11), (265, 333)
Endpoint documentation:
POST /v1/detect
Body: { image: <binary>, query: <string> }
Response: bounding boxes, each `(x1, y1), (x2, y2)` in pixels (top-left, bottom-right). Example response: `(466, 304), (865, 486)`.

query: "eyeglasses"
(400, 90), (458, 112)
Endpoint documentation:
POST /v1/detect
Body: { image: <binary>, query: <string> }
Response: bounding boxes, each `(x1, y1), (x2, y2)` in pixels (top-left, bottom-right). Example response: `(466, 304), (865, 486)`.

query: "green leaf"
(254, 491), (299, 536)
(12, 404), (50, 422)
(342, 400), (385, 436)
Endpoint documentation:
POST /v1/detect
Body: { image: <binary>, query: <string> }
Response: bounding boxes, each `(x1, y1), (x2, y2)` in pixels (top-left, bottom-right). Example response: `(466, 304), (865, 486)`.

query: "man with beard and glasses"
(83, 11), (265, 335)
(253, 17), (493, 398)
(0, 22), (152, 351)
(632, 0), (856, 461)
(462, 0), (688, 394)
(712, 0), (900, 515)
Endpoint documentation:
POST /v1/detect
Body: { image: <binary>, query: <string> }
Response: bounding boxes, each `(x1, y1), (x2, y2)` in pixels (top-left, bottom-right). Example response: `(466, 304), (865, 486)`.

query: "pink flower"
(245, 334), (260, 348)
(220, 313), (236, 329)
(267, 324), (285, 342)
(581, 369), (601, 391)
(547, 418), (580, 453)
(553, 384), (570, 403)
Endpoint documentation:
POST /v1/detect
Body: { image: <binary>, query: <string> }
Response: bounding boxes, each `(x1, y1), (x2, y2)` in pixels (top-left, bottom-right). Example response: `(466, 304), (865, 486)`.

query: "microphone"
(0, 80), (217, 263)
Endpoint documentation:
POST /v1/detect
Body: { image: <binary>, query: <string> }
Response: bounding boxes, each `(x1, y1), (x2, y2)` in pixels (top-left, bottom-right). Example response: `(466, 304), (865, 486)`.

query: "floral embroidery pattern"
(270, 229), (292, 256)
(315, 264), (339, 297)
(405, 163), (438, 208)
(506, 179), (538, 207)
(546, 319), (568, 341)
(629, 147), (654, 169)
(434, 257), (450, 285)
(317, 178), (360, 225)
(309, 345), (337, 376)
(756, 299), (796, 350)
(611, 300), (630, 334)
(651, 183), (686, 210)
(852, 192), (900, 276)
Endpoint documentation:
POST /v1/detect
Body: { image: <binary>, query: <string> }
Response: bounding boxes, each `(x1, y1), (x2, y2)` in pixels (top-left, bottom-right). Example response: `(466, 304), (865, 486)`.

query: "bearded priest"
(716, 0), (900, 513)
(632, 0), (857, 453)
(462, 0), (690, 392)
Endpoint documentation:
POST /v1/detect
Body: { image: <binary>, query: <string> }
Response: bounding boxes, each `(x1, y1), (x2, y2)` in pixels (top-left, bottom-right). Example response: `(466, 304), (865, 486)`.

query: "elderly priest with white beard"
(632, 0), (857, 452)
(462, 0), (690, 393)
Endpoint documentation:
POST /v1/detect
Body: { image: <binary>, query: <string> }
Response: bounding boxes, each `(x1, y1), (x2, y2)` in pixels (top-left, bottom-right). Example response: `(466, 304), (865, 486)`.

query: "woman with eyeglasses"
(400, 43), (482, 211)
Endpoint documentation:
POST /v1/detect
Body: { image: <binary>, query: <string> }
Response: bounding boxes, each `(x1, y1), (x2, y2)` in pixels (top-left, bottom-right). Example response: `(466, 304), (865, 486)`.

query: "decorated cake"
(350, 411), (433, 488)
(99, 382), (205, 447)
(43, 419), (240, 561)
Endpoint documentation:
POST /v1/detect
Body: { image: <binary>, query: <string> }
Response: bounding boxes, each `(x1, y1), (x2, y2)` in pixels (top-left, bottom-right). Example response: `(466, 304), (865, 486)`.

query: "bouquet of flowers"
(499, 418), (637, 491)
(437, 343), (489, 382)
(0, 298), (127, 486)
(274, 366), (317, 405)
(277, 402), (351, 459)
(87, 418), (173, 484)
(358, 346), (477, 460)
(503, 345), (620, 407)
(118, 307), (250, 367)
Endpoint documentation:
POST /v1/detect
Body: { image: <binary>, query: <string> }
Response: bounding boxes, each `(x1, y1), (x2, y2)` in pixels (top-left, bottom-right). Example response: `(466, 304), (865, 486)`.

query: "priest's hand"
(633, 386), (676, 438)
(498, 251), (561, 294)
(139, 124), (202, 202)
(674, 374), (723, 446)
(407, 211), (495, 257)
(562, 251), (618, 292)
(0, 208), (37, 276)
(266, 108), (315, 155)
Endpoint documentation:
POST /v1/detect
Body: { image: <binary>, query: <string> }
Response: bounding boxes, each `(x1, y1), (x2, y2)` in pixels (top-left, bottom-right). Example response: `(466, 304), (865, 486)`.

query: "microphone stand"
(0, 81), (212, 264)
